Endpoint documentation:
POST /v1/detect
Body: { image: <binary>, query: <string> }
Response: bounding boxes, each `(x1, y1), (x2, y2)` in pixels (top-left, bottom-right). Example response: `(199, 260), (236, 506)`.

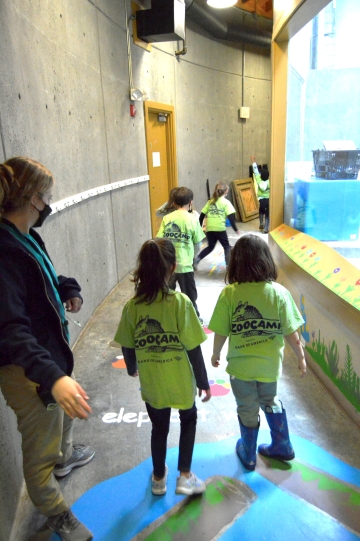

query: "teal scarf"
(0, 222), (70, 342)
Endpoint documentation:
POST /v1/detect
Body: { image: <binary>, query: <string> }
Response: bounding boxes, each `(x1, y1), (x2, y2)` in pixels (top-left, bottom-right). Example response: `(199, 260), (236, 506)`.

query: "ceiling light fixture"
(207, 0), (237, 8)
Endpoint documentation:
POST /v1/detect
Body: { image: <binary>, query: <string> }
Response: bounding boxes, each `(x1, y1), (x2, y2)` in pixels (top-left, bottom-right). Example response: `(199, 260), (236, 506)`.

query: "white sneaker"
(175, 472), (206, 495)
(151, 465), (168, 495)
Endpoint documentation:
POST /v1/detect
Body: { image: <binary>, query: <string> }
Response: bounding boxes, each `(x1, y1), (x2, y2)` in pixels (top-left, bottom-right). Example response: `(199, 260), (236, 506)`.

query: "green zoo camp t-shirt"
(156, 209), (205, 273)
(115, 291), (207, 409)
(209, 281), (304, 382)
(201, 196), (236, 232)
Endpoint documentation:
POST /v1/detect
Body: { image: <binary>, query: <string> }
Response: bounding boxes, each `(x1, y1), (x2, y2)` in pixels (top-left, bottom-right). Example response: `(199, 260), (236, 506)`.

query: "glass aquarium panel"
(284, 0), (360, 269)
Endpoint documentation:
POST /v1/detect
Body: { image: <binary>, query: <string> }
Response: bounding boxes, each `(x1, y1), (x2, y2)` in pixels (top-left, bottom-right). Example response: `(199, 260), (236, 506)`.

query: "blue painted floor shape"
(59, 434), (360, 541)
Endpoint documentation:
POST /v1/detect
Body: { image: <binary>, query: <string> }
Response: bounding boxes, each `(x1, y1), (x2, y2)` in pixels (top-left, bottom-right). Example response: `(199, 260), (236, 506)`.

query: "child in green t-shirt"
(209, 234), (306, 471)
(251, 155), (270, 233)
(157, 187), (205, 321)
(114, 238), (211, 496)
(195, 182), (240, 270)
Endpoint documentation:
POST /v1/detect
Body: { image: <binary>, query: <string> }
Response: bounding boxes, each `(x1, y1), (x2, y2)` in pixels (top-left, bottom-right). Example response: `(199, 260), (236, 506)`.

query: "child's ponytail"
(211, 182), (228, 204)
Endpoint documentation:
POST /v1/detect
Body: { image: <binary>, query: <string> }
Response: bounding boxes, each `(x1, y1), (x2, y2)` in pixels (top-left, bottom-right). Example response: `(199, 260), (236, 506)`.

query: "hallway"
(28, 219), (360, 541)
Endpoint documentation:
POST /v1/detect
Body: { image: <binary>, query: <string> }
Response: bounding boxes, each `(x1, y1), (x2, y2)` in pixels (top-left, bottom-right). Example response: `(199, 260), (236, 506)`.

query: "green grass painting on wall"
(306, 331), (360, 412)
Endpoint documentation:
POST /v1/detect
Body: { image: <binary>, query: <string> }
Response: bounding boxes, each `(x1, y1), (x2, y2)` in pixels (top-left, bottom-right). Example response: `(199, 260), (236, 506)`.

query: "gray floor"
(26, 218), (360, 539)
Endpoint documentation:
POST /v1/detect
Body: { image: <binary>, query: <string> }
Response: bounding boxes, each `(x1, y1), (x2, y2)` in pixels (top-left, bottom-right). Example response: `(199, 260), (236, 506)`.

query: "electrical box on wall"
(136, 0), (185, 43)
(239, 107), (250, 119)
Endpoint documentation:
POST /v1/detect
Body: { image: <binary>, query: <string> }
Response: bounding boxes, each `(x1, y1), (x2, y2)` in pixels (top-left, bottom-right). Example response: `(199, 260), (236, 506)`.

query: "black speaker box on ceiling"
(136, 0), (185, 43)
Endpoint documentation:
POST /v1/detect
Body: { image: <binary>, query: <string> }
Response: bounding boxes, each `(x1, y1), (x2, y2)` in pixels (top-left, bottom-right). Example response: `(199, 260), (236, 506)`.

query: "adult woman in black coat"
(0, 157), (94, 541)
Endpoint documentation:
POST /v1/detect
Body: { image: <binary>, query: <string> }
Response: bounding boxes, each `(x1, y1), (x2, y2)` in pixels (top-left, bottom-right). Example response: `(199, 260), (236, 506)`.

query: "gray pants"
(0, 365), (73, 516)
(230, 376), (282, 427)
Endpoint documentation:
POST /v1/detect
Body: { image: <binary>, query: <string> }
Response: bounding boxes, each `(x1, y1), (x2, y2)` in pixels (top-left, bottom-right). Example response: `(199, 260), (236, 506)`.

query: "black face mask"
(32, 203), (53, 227)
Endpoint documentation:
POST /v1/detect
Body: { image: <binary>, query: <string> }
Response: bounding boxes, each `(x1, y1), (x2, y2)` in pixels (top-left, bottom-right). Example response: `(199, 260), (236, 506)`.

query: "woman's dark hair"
(227, 234), (277, 284)
(211, 181), (228, 203)
(163, 187), (178, 214)
(133, 238), (176, 304)
(0, 157), (53, 215)
(173, 187), (193, 207)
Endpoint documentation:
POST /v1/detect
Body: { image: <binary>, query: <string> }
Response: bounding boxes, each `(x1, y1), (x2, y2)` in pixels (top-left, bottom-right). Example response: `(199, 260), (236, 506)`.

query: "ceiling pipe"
(184, 0), (272, 49)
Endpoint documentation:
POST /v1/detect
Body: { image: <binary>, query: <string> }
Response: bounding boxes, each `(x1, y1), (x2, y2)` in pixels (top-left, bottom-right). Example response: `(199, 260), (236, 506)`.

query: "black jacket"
(0, 219), (82, 398)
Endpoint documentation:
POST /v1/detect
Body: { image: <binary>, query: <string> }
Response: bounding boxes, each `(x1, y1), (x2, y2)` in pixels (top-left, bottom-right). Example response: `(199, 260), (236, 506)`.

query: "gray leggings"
(230, 377), (282, 427)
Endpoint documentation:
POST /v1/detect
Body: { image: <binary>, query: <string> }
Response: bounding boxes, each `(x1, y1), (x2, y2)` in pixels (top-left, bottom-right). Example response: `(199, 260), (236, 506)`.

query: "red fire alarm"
(130, 103), (137, 117)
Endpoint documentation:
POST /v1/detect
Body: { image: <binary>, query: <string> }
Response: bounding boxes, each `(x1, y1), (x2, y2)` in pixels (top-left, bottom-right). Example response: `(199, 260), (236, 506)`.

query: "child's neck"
(178, 205), (190, 212)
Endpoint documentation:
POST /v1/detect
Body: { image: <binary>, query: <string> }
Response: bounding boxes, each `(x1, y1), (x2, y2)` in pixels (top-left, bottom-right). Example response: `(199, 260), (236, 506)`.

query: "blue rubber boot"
(258, 405), (295, 461)
(236, 416), (259, 471)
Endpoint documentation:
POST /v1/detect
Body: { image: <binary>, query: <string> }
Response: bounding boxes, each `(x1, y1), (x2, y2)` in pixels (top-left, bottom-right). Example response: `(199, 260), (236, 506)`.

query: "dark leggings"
(259, 198), (269, 218)
(145, 402), (197, 478)
(198, 230), (231, 266)
(168, 272), (199, 317)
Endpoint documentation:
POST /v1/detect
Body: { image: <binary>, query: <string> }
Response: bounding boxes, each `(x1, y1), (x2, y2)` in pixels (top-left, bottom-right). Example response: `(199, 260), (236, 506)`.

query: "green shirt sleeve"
(208, 289), (231, 336)
(279, 290), (304, 335)
(177, 293), (207, 349)
(114, 301), (135, 347)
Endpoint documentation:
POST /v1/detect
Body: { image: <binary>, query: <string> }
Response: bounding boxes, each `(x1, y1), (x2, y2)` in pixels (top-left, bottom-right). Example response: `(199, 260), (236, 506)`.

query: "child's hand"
(298, 358), (306, 377)
(211, 354), (220, 367)
(130, 370), (139, 377)
(198, 388), (211, 402)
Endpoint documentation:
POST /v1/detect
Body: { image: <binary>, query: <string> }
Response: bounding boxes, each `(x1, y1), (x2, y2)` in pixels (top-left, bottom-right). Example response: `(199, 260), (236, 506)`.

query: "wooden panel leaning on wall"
(232, 178), (259, 222)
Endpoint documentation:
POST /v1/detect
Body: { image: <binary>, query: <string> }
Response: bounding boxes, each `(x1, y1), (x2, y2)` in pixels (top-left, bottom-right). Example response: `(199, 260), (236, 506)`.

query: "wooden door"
(144, 102), (178, 236)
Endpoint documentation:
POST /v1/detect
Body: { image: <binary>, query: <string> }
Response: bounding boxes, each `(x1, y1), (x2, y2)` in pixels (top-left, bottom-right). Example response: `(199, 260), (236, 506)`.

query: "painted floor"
(68, 435), (360, 541)
(27, 220), (360, 541)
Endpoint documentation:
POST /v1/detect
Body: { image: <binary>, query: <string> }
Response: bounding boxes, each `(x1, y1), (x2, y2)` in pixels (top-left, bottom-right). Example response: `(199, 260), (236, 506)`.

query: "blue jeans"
(145, 402), (197, 478)
(230, 377), (282, 427)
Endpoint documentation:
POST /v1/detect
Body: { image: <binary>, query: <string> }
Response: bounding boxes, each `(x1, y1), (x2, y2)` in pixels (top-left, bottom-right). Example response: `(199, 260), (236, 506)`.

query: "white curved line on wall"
(51, 175), (149, 214)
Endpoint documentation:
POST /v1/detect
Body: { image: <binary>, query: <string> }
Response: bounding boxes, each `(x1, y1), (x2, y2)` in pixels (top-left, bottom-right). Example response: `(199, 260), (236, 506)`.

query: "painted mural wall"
(271, 225), (360, 427)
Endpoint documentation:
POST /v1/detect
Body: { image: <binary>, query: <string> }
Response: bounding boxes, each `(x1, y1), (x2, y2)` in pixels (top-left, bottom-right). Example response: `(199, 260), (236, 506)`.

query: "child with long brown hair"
(114, 238), (211, 496)
(195, 181), (240, 269)
(209, 234), (306, 471)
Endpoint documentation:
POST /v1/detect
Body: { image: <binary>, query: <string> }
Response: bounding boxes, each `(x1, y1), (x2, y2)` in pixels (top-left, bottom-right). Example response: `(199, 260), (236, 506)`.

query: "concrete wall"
(0, 1), (271, 538)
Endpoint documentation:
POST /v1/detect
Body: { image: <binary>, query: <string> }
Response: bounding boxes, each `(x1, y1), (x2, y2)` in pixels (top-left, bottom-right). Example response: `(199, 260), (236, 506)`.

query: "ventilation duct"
(185, 0), (272, 49)
(136, 0), (186, 43)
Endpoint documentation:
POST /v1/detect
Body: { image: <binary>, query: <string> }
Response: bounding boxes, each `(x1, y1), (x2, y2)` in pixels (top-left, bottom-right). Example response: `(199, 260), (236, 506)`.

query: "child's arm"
(211, 333), (227, 367)
(227, 212), (240, 235)
(199, 212), (206, 226)
(251, 155), (260, 176)
(187, 346), (211, 402)
(284, 331), (307, 377)
(121, 346), (138, 377)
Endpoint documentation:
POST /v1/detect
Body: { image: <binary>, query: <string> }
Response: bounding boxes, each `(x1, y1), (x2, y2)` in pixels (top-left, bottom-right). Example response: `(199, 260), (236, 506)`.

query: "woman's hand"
(198, 388), (212, 402)
(52, 376), (92, 419)
(211, 354), (220, 367)
(65, 297), (82, 314)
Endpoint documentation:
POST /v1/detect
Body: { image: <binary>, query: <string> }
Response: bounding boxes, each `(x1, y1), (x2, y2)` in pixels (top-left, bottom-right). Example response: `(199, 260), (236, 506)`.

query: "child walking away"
(251, 156), (270, 233)
(157, 187), (205, 322)
(208, 234), (306, 471)
(194, 182), (240, 270)
(114, 239), (211, 496)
